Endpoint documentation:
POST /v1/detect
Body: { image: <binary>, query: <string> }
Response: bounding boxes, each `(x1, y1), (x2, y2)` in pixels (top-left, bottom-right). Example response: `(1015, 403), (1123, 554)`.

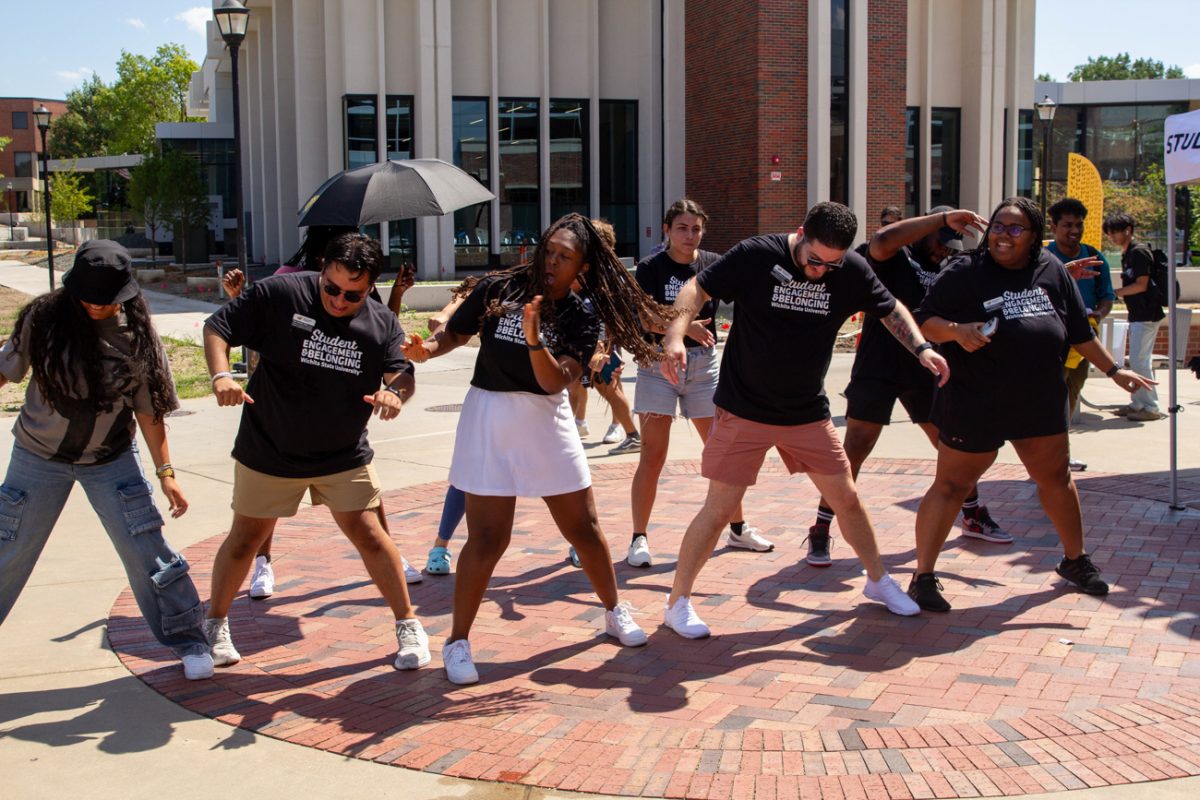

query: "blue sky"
(2, 1), (1197, 101)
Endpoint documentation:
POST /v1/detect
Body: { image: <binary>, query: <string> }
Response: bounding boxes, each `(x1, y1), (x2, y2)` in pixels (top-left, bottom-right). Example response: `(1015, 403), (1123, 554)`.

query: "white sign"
(1164, 108), (1200, 186)
(770, 171), (783, 182)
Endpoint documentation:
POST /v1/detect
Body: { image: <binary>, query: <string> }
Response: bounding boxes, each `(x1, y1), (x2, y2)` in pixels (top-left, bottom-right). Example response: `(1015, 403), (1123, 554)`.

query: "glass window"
(1086, 105), (1138, 182)
(599, 100), (638, 257)
(11, 111), (27, 130)
(550, 99), (588, 221)
(829, 0), (850, 204)
(1017, 109), (1034, 198)
(13, 152), (33, 179)
(930, 108), (960, 209)
(452, 98), (491, 270)
(904, 107), (919, 218)
(384, 95), (415, 259)
(344, 95), (377, 170)
(498, 98), (539, 266)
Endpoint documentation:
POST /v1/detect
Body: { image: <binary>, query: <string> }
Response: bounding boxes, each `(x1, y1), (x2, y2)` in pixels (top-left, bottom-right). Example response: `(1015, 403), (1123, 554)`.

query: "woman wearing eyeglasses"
(402, 213), (673, 685)
(910, 197), (1153, 611)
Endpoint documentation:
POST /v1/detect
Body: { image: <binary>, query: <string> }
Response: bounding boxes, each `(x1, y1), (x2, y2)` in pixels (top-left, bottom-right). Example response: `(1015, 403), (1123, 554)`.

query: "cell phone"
(598, 352), (622, 384)
(980, 317), (998, 337)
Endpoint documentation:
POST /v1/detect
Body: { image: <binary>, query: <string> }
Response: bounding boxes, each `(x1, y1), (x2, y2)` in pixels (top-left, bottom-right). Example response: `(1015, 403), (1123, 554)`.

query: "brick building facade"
(0, 97), (67, 214)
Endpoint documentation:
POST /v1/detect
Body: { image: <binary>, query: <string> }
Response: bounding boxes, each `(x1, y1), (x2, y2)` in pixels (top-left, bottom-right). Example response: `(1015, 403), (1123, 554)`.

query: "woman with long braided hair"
(0, 240), (213, 681)
(404, 213), (672, 684)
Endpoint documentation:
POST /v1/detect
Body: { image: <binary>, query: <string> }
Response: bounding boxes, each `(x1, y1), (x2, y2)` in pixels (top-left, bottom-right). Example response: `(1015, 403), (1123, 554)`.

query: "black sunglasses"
(321, 278), (368, 304)
(801, 238), (845, 271)
(989, 222), (1028, 238)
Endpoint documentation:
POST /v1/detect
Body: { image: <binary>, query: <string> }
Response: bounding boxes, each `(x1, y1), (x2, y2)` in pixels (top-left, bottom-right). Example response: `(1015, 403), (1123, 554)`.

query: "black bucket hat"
(62, 240), (140, 305)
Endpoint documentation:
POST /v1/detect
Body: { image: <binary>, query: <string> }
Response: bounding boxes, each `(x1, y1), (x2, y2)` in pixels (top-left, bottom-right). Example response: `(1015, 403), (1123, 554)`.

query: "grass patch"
(162, 336), (213, 400)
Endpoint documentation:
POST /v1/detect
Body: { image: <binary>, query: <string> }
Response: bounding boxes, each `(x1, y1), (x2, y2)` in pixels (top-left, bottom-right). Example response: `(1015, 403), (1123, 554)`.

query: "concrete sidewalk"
(1, 256), (1198, 800)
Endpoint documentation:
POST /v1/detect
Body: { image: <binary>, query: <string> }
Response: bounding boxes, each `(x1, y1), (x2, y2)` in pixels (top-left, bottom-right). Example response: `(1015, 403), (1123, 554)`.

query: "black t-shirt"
(635, 250), (721, 347)
(1121, 243), (1165, 323)
(448, 274), (599, 394)
(852, 245), (942, 384)
(697, 234), (897, 425)
(205, 272), (409, 478)
(915, 250), (1094, 430)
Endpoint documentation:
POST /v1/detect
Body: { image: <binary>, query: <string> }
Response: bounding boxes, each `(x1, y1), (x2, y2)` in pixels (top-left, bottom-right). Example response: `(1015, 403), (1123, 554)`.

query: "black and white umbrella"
(297, 158), (493, 227)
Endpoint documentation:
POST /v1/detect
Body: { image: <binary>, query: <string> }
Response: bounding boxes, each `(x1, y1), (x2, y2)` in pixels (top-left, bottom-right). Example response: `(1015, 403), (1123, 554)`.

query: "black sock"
(961, 492), (980, 518)
(632, 532), (647, 544)
(729, 521), (744, 535)
(815, 505), (834, 528)
(626, 430), (639, 439)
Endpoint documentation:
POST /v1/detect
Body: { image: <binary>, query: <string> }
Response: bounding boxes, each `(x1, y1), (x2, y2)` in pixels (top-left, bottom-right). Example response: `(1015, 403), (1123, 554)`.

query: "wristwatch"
(155, 464), (176, 479)
(1105, 364), (1121, 378)
(915, 342), (935, 355)
(527, 340), (546, 351)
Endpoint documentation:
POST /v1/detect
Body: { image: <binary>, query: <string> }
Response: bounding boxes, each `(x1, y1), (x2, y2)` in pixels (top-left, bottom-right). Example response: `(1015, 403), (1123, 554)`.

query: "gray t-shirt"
(0, 313), (175, 464)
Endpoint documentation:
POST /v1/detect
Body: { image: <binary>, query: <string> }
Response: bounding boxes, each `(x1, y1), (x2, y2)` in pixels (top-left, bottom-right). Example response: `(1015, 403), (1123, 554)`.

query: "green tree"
(49, 44), (200, 158)
(128, 152), (171, 266)
(1069, 53), (1186, 82)
(1036, 72), (1053, 82)
(48, 164), (94, 245)
(160, 149), (210, 267)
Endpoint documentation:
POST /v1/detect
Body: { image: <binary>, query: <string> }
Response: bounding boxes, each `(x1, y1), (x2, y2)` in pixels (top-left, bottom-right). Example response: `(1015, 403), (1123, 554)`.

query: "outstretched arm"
(879, 302), (950, 386)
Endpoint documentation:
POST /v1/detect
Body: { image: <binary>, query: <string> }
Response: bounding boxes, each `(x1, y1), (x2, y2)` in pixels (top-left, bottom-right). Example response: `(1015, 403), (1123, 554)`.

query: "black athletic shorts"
(932, 388), (1068, 454)
(844, 373), (934, 426)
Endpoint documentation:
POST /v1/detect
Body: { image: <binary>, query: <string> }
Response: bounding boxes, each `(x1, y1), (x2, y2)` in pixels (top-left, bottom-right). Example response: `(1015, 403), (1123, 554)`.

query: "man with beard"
(659, 202), (948, 638)
(804, 207), (1012, 567)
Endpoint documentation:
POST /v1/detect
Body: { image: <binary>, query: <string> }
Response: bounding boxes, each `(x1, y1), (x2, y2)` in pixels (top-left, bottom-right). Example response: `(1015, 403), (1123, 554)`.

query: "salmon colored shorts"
(700, 408), (851, 486)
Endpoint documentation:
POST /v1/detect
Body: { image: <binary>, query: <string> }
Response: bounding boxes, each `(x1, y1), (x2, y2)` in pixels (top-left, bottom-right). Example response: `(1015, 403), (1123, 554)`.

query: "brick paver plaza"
(109, 459), (1200, 799)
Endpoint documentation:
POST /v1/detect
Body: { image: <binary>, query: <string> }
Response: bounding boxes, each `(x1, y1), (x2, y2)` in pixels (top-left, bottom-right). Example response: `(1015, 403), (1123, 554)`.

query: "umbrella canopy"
(297, 158), (494, 227)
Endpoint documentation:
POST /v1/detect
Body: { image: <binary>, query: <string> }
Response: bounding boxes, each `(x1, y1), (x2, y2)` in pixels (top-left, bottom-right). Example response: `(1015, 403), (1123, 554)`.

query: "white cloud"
(125, 17), (145, 29)
(55, 67), (94, 82)
(1185, 64), (1200, 79)
(175, 7), (210, 37)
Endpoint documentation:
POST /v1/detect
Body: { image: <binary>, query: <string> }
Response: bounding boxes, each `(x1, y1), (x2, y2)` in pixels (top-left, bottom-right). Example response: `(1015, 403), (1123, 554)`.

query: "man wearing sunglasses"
(659, 202), (949, 639)
(201, 232), (431, 672)
(805, 206), (1012, 566)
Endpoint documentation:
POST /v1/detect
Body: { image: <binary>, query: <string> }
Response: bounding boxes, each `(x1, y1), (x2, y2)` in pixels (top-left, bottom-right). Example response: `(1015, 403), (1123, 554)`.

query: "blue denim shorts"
(634, 345), (719, 419)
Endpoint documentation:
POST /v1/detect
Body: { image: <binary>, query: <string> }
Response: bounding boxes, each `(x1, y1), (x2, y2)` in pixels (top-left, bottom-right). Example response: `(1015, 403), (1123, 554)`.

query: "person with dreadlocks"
(0, 240), (213, 680)
(403, 212), (672, 685)
(909, 197), (1152, 610)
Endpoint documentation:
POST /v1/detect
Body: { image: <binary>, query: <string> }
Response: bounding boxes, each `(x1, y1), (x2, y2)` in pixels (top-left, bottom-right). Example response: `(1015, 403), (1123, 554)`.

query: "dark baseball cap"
(929, 205), (964, 251)
(62, 240), (140, 305)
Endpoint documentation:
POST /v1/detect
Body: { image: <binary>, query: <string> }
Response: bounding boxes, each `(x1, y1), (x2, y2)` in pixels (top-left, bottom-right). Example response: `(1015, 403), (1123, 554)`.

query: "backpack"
(1149, 248), (1178, 306)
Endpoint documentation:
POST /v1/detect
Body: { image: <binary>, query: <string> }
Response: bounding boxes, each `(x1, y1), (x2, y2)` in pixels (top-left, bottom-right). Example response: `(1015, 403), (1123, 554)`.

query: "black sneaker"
(1055, 554), (1109, 596)
(907, 572), (951, 612)
(803, 525), (832, 567)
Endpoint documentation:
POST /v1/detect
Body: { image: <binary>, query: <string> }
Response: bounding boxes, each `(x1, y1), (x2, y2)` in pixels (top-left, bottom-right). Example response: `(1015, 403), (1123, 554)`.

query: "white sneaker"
(626, 535), (652, 568)
(602, 422), (624, 443)
(728, 525), (774, 552)
(394, 618), (432, 669)
(604, 602), (648, 646)
(443, 638), (479, 685)
(575, 419), (590, 438)
(204, 617), (241, 666)
(663, 596), (710, 639)
(402, 556), (423, 584)
(862, 572), (921, 616)
(249, 555), (274, 598)
(182, 651), (214, 680)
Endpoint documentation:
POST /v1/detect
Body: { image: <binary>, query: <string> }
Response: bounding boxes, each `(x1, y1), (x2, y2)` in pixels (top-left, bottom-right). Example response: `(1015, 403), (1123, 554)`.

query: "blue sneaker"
(426, 546), (452, 575)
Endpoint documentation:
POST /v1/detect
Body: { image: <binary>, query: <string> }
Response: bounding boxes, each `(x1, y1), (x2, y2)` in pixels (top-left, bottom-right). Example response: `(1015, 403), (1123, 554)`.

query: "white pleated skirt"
(448, 385), (591, 498)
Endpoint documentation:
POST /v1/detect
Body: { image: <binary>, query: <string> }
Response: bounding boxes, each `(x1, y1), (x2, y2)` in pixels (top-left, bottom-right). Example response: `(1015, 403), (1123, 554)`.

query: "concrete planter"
(185, 276), (221, 291)
(136, 269), (166, 283)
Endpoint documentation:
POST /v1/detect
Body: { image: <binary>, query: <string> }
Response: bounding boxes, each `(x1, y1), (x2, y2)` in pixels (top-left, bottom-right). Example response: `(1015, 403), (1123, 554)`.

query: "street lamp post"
(5, 181), (12, 240)
(1035, 95), (1058, 221)
(214, 0), (251, 275)
(32, 104), (54, 291)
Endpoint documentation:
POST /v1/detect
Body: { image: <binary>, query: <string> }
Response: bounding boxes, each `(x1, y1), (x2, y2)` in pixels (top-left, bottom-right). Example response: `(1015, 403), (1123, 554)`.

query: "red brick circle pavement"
(110, 459), (1200, 799)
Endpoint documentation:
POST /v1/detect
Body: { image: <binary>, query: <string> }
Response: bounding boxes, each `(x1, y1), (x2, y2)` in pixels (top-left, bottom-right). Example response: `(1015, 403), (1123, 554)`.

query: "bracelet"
(915, 342), (934, 355)
(384, 384), (404, 398)
(210, 371), (234, 385)
(155, 463), (176, 479)
(1105, 364), (1121, 378)
(527, 341), (546, 351)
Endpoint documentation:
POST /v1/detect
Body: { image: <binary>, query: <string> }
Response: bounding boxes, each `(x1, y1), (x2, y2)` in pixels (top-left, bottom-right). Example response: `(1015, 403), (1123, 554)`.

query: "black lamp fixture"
(1035, 95), (1058, 220)
(214, 0), (250, 273)
(32, 104), (54, 291)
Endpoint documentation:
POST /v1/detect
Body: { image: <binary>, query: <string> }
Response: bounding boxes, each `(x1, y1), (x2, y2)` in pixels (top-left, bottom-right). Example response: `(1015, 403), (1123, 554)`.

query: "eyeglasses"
(321, 278), (367, 304)
(989, 222), (1028, 238)
(801, 239), (845, 271)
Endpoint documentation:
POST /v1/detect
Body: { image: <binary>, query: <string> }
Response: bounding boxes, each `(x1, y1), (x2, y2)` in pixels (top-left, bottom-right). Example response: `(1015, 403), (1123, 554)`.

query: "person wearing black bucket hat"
(0, 239), (214, 681)
(804, 206), (1014, 570)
